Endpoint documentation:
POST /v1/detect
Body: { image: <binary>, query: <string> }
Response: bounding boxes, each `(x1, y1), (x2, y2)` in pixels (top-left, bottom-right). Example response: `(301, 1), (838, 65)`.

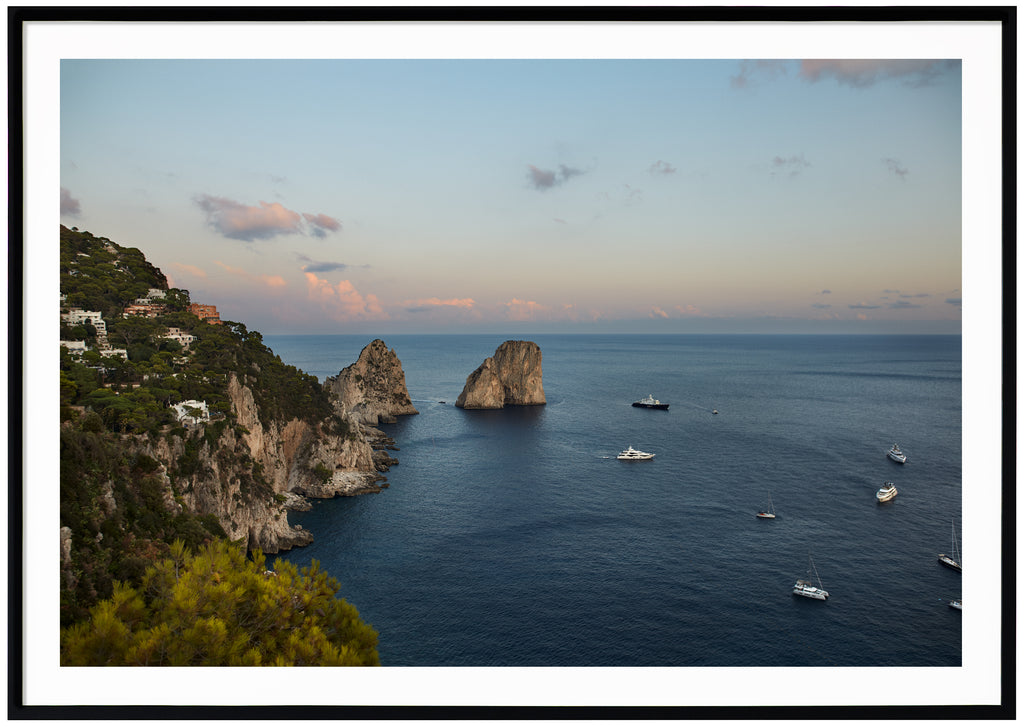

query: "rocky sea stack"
(455, 340), (546, 410)
(325, 339), (419, 425)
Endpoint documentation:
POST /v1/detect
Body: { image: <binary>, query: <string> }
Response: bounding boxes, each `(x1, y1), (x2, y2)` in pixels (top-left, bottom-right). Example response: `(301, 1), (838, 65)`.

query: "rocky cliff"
(136, 340), (416, 554)
(132, 374), (363, 553)
(455, 340), (546, 409)
(324, 339), (419, 425)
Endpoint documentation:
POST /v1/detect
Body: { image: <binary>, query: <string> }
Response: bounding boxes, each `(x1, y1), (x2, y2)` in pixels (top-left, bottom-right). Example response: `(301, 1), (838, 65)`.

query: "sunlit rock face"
(325, 339), (419, 425)
(455, 340), (546, 410)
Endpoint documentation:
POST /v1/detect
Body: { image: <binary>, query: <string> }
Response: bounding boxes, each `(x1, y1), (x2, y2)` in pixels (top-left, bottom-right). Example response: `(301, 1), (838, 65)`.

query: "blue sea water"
(262, 334), (962, 667)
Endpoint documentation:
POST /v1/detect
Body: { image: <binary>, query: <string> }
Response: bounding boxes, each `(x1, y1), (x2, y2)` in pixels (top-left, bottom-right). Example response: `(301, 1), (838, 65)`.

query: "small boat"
(756, 492), (776, 519)
(632, 394), (669, 410)
(712, 409), (719, 415)
(616, 446), (655, 461)
(876, 481), (898, 503)
(792, 555), (829, 600)
(938, 520), (962, 572)
(949, 599), (962, 611)
(887, 443), (907, 464)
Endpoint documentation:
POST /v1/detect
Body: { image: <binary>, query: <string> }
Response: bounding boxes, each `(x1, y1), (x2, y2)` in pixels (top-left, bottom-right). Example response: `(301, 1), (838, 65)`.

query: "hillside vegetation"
(58, 226), (377, 664)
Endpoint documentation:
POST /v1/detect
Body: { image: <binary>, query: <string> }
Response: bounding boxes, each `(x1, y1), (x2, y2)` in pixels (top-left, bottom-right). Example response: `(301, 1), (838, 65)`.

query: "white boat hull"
(938, 554), (962, 572)
(617, 446), (654, 460)
(793, 584), (828, 600)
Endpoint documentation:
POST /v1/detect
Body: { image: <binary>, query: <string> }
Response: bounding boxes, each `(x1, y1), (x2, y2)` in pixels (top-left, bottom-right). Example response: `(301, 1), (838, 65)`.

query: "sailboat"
(792, 555), (829, 600)
(937, 520), (962, 572)
(756, 492), (776, 519)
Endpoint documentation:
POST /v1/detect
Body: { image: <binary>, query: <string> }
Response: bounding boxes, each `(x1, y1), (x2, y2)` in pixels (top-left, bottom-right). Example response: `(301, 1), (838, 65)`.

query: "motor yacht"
(616, 446), (655, 461)
(876, 481), (898, 503)
(887, 443), (907, 464)
(632, 394), (669, 410)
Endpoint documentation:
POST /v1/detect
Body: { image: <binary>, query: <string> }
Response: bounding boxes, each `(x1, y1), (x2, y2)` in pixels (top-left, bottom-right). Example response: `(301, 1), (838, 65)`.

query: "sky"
(59, 58), (964, 334)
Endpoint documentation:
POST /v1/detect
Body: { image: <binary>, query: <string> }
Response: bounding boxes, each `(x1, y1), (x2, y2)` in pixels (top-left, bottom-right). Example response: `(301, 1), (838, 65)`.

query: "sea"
(261, 334), (962, 667)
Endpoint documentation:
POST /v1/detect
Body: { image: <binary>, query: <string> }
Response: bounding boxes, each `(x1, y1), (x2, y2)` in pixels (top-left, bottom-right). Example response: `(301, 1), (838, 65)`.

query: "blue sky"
(60, 58), (963, 334)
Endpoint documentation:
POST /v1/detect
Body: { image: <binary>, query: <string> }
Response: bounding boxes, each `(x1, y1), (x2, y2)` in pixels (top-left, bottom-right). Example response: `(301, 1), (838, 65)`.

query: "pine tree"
(60, 540), (380, 666)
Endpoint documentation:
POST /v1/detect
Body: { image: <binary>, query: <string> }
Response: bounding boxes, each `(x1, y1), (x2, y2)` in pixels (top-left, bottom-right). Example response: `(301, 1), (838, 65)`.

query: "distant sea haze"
(265, 334), (962, 666)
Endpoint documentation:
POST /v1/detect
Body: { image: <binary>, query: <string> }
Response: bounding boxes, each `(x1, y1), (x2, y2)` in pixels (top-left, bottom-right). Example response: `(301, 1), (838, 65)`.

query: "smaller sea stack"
(455, 340), (546, 410)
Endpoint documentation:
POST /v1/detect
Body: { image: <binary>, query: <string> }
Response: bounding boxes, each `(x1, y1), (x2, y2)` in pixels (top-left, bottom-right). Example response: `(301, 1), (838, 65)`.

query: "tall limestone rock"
(325, 339), (419, 425)
(455, 340), (546, 410)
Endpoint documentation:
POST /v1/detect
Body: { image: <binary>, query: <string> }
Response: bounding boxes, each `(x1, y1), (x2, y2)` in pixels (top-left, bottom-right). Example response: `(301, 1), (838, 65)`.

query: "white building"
(171, 399), (210, 426)
(163, 327), (196, 348)
(100, 348), (128, 359)
(60, 340), (86, 355)
(62, 309), (107, 335)
(148, 288), (167, 299)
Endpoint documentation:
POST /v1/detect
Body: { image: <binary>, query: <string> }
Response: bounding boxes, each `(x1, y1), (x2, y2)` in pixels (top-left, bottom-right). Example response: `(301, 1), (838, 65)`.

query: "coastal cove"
(263, 334), (962, 667)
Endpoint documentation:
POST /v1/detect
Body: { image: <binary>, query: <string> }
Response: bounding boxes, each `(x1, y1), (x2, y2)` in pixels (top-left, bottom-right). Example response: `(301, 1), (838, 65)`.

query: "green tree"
(60, 540), (380, 666)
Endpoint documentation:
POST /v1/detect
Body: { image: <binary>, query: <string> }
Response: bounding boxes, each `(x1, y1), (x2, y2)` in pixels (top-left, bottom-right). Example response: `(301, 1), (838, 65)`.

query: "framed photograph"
(12, 5), (1013, 719)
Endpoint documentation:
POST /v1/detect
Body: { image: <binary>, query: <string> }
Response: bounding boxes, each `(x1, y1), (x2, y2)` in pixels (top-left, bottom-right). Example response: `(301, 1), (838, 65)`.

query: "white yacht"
(887, 443), (907, 464)
(792, 555), (829, 600)
(756, 491), (776, 519)
(876, 481), (898, 503)
(616, 446), (655, 461)
(949, 599), (962, 611)
(938, 520), (962, 572)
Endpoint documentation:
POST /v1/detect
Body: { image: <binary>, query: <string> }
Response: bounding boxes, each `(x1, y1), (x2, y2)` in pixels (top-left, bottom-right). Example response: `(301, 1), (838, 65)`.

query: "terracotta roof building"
(188, 303), (222, 325)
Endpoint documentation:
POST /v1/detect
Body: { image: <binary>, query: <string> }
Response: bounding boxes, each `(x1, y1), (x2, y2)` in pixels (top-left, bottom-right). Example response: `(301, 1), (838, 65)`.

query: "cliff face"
(324, 339), (419, 425)
(138, 353), (412, 554)
(455, 340), (546, 410)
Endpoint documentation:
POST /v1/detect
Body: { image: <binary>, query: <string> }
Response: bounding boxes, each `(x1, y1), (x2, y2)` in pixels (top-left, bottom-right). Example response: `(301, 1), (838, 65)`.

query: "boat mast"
(810, 555), (825, 590)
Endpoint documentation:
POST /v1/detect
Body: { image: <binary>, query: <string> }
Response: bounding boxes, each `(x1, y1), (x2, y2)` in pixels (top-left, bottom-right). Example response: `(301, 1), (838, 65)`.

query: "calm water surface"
(262, 334), (962, 666)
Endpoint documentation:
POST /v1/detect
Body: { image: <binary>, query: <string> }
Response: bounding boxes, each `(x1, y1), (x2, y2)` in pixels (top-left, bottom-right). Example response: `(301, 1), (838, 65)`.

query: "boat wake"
(674, 400), (718, 413)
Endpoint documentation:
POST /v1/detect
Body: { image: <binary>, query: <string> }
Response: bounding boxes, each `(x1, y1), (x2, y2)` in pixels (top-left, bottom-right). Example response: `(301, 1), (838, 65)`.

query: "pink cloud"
(304, 273), (387, 321)
(730, 60), (789, 89)
(214, 260), (287, 289)
(60, 187), (81, 217)
(799, 60), (954, 88)
(405, 297), (476, 312)
(527, 165), (557, 190)
(504, 298), (550, 321)
(171, 262), (208, 279)
(195, 195), (301, 241)
(650, 307), (669, 319)
(303, 212), (342, 238)
(194, 194), (340, 241)
(674, 304), (707, 317)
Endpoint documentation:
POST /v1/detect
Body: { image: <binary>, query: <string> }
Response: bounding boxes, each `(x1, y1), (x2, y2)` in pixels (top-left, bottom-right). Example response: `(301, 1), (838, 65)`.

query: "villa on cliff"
(124, 302), (167, 318)
(61, 309), (107, 336)
(163, 327), (196, 348)
(171, 399), (210, 427)
(189, 303), (222, 325)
